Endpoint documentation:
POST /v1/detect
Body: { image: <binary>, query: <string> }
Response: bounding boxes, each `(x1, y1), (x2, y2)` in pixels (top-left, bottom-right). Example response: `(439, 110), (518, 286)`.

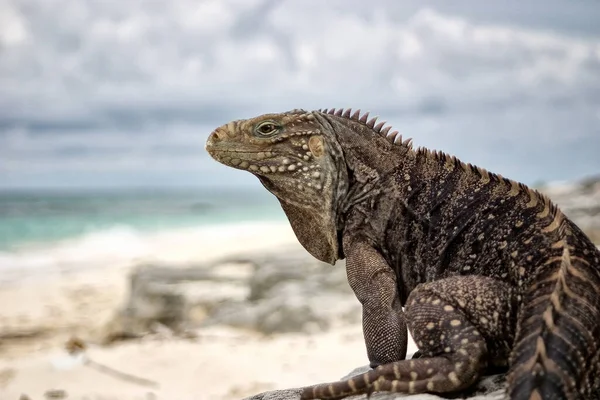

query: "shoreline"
(0, 220), (293, 285)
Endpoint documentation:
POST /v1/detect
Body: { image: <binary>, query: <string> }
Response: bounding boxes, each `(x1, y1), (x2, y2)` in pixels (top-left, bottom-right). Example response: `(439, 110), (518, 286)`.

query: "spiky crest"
(316, 108), (409, 148)
(313, 107), (558, 223)
(304, 108), (558, 220)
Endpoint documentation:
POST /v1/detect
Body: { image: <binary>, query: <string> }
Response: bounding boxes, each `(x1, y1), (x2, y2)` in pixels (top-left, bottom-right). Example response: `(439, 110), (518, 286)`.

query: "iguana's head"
(205, 109), (348, 264)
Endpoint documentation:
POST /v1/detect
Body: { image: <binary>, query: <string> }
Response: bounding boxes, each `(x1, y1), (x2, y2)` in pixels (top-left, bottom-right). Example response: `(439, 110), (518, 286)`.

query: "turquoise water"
(0, 188), (286, 251)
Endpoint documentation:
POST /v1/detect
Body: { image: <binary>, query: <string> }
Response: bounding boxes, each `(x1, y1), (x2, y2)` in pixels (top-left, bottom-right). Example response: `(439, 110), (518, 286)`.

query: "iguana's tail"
(507, 219), (600, 399)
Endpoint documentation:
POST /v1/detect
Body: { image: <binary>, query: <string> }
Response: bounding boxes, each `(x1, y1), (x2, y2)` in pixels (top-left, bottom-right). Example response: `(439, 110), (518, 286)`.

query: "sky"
(0, 0), (599, 189)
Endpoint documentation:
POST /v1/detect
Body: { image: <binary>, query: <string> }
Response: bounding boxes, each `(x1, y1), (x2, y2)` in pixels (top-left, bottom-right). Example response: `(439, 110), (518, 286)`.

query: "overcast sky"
(0, 0), (599, 189)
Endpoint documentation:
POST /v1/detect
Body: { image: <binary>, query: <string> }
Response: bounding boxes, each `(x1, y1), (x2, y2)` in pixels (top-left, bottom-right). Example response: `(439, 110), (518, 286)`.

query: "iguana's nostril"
(213, 125), (234, 141)
(206, 127), (227, 149)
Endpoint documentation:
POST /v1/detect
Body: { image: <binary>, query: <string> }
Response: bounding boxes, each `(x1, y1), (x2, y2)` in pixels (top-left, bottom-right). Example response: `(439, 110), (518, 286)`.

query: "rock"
(243, 388), (304, 400)
(543, 176), (600, 244)
(202, 249), (358, 334)
(100, 246), (358, 341)
(242, 365), (506, 400)
(98, 262), (247, 343)
(44, 389), (68, 399)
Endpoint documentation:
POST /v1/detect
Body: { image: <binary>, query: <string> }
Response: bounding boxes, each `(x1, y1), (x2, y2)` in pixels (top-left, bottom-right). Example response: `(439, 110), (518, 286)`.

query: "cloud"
(2, 1), (599, 121)
(0, 0), (599, 188)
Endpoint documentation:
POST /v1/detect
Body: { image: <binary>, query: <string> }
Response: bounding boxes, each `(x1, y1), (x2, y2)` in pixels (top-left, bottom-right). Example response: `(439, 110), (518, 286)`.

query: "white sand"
(0, 222), (411, 400)
(0, 326), (375, 400)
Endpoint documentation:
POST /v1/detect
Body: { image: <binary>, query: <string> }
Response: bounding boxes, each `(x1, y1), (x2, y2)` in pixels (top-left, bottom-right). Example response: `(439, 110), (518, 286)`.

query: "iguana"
(205, 108), (600, 399)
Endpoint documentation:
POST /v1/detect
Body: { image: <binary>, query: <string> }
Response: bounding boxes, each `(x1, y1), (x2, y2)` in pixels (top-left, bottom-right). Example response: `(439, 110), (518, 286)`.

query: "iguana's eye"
(255, 122), (279, 136)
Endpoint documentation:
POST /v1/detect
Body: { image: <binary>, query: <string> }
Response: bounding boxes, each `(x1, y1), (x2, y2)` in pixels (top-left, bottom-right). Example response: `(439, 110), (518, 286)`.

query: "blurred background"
(1, 0), (600, 250)
(0, 2), (600, 399)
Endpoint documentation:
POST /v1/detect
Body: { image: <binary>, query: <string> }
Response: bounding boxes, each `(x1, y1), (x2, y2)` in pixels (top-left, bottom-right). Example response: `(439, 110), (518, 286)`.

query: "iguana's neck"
(317, 113), (414, 213)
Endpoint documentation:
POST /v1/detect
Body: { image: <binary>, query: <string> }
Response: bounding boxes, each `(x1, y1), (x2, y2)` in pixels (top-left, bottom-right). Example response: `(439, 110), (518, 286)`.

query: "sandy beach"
(0, 222), (399, 400)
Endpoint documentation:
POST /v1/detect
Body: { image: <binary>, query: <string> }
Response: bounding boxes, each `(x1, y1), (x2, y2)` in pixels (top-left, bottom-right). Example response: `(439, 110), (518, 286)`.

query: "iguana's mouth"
(206, 144), (300, 175)
(205, 130), (313, 176)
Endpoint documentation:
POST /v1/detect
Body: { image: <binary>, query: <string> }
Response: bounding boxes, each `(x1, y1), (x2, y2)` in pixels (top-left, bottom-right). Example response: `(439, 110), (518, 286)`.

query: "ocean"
(0, 188), (291, 285)
(0, 188), (286, 252)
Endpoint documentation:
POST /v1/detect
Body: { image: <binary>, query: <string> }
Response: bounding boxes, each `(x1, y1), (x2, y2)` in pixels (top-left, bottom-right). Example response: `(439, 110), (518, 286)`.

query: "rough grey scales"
(206, 108), (600, 399)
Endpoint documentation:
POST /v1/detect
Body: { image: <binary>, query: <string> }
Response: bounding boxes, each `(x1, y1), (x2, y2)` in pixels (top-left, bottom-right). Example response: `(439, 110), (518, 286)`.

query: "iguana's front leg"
(301, 275), (516, 400)
(344, 237), (408, 367)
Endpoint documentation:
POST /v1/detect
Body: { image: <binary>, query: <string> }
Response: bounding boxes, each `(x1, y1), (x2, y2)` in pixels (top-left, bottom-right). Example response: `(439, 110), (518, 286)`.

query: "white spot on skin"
(448, 371), (461, 386)
(444, 305), (454, 312)
(287, 164), (296, 171)
(450, 320), (461, 327)
(426, 322), (435, 330)
(408, 381), (416, 393)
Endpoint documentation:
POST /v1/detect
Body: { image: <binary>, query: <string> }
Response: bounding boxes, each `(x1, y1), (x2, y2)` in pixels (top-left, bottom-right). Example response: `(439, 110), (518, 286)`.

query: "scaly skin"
(205, 108), (600, 399)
